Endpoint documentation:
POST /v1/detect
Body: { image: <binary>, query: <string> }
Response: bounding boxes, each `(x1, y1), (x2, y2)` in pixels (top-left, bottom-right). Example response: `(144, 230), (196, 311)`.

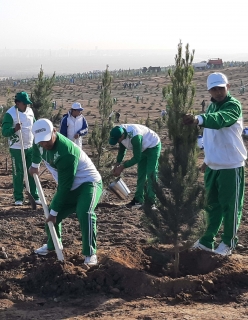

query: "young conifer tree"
(145, 112), (151, 128)
(88, 65), (114, 175)
(31, 66), (56, 120)
(143, 42), (204, 276)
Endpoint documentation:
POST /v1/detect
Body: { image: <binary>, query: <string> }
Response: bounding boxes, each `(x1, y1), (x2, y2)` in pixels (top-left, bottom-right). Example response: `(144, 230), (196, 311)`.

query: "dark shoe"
(126, 197), (142, 208)
(138, 203), (158, 211)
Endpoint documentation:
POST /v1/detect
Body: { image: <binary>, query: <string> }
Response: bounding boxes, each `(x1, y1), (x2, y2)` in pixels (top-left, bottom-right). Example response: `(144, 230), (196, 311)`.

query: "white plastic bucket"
(108, 177), (130, 200)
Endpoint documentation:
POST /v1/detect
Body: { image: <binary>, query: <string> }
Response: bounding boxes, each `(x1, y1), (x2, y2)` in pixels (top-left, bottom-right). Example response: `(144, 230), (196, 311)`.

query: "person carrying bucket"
(109, 124), (161, 210)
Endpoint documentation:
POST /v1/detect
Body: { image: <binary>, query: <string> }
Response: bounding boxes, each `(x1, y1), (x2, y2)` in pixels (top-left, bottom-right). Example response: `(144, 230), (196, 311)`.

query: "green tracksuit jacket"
(116, 124), (161, 204)
(32, 133), (102, 255)
(197, 92), (247, 250)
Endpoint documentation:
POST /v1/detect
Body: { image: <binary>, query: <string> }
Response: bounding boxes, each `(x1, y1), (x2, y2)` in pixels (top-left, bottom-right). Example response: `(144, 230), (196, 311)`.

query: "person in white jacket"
(1, 91), (40, 206)
(183, 72), (247, 256)
(60, 102), (88, 148)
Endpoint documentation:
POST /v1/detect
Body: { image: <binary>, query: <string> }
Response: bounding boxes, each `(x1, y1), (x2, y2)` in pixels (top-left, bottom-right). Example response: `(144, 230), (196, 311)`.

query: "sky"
(0, 0), (247, 74)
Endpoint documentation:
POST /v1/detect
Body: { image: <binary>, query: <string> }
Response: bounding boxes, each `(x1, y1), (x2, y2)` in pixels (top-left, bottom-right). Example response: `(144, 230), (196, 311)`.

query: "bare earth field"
(1, 67), (248, 319)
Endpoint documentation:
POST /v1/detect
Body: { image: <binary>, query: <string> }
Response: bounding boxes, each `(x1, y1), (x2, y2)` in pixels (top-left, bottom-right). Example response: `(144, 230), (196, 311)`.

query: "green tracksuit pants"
(10, 148), (39, 202)
(46, 180), (102, 256)
(135, 142), (161, 204)
(200, 166), (245, 250)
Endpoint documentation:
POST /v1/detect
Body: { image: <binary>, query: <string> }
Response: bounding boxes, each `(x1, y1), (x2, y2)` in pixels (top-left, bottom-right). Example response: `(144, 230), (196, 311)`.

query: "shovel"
(15, 108), (36, 210)
(38, 167), (48, 177)
(33, 173), (64, 261)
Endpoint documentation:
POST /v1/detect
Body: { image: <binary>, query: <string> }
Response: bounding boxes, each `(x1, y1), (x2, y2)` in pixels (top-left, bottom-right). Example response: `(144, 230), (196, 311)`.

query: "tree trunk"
(174, 238), (179, 278)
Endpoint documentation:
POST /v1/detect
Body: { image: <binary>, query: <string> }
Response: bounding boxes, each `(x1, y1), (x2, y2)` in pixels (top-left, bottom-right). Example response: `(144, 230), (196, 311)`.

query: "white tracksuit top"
(120, 124), (160, 151)
(7, 106), (34, 149)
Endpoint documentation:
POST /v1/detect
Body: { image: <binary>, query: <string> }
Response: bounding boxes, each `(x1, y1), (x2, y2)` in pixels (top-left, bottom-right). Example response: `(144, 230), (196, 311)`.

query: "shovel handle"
(15, 108), (36, 210)
(33, 173), (64, 261)
(15, 108), (31, 193)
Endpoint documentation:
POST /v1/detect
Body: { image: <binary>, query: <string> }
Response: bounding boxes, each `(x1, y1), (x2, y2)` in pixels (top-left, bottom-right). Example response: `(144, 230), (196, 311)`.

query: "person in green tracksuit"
(109, 124), (161, 209)
(1, 91), (40, 206)
(29, 119), (102, 266)
(183, 72), (247, 256)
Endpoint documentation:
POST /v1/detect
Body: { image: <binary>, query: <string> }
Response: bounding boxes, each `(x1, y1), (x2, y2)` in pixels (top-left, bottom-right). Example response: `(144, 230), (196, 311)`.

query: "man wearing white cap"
(29, 119), (102, 265)
(60, 102), (88, 148)
(183, 72), (247, 256)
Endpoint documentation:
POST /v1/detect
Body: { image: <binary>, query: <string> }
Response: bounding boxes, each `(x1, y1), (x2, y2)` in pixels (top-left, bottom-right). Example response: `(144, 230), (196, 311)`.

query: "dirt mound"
(1, 245), (248, 305)
(144, 247), (224, 276)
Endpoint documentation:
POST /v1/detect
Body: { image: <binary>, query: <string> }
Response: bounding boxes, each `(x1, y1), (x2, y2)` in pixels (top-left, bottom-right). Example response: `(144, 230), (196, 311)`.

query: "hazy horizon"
(0, 48), (247, 78)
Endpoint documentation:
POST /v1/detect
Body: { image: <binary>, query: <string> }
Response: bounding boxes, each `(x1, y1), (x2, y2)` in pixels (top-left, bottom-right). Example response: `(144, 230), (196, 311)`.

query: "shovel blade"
(26, 191), (37, 210)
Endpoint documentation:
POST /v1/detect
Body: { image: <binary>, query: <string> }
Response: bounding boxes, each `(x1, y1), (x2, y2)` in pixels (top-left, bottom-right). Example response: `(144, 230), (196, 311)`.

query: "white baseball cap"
(71, 102), (83, 110)
(32, 119), (54, 144)
(207, 73), (228, 90)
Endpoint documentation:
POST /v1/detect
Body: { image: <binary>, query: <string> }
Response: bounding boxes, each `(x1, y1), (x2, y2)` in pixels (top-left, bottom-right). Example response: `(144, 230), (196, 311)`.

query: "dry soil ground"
(1, 67), (248, 319)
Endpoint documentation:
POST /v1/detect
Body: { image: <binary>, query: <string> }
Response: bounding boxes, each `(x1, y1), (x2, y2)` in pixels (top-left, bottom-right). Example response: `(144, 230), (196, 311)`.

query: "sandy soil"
(1, 66), (248, 319)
